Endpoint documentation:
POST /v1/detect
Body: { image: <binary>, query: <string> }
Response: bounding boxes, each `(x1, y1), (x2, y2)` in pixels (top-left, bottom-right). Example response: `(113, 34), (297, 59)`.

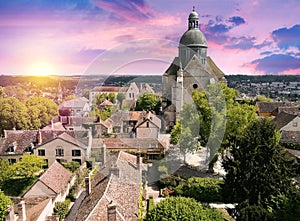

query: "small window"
(56, 148), (64, 156)
(293, 122), (298, 127)
(6, 145), (15, 153)
(147, 122), (150, 128)
(72, 150), (81, 156)
(38, 149), (45, 156)
(193, 84), (198, 89)
(8, 159), (16, 165)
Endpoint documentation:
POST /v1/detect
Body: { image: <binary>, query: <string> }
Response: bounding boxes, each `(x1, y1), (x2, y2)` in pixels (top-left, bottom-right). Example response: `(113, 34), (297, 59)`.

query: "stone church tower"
(162, 8), (226, 132)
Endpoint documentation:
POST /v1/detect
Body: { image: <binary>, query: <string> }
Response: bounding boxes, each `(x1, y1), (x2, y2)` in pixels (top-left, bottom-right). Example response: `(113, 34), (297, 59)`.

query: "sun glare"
(29, 61), (57, 76)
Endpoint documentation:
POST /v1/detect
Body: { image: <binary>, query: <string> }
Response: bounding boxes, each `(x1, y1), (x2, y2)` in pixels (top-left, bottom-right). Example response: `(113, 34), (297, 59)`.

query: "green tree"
(94, 93), (108, 106)
(135, 93), (161, 114)
(0, 87), (6, 98)
(0, 160), (14, 189)
(13, 155), (45, 178)
(53, 200), (70, 221)
(82, 89), (90, 99)
(222, 118), (296, 218)
(116, 93), (125, 109)
(144, 196), (223, 221)
(0, 190), (12, 221)
(108, 92), (116, 103)
(174, 177), (224, 203)
(0, 97), (31, 134)
(25, 96), (58, 129)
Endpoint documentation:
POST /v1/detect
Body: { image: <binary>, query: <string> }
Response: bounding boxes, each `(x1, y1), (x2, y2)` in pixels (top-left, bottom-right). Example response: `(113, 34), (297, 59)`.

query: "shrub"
(174, 177), (223, 202)
(53, 200), (70, 221)
(144, 196), (223, 221)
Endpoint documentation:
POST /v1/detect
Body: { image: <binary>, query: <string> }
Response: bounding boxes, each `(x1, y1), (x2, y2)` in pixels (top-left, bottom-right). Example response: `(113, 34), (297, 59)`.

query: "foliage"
(82, 89), (90, 99)
(53, 200), (70, 221)
(170, 120), (181, 145)
(147, 195), (154, 212)
(0, 190), (12, 221)
(108, 92), (116, 103)
(272, 187), (300, 221)
(254, 95), (273, 103)
(0, 87), (6, 98)
(94, 93), (108, 106)
(116, 93), (126, 109)
(135, 93), (161, 114)
(237, 204), (271, 221)
(61, 161), (80, 172)
(99, 106), (113, 120)
(2, 176), (38, 196)
(0, 160), (14, 189)
(25, 96), (58, 129)
(13, 155), (45, 178)
(174, 177), (224, 203)
(143, 196), (223, 221)
(222, 118), (296, 216)
(0, 97), (31, 134)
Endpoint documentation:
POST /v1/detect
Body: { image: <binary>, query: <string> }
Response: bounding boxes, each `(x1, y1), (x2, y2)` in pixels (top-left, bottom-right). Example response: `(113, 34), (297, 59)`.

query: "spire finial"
(192, 6), (195, 11)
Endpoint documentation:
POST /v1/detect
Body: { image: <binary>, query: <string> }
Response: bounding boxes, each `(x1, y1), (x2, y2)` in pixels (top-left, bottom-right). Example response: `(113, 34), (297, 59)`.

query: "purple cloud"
(227, 16), (245, 26)
(272, 25), (300, 50)
(225, 37), (271, 50)
(93, 0), (155, 23)
(251, 54), (300, 74)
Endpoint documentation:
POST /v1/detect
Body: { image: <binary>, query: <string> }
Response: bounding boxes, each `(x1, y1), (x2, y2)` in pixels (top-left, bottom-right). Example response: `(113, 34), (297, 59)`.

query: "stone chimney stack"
(4, 130), (7, 138)
(102, 145), (107, 166)
(37, 130), (42, 145)
(85, 173), (91, 195)
(107, 201), (117, 221)
(110, 164), (119, 177)
(18, 200), (26, 221)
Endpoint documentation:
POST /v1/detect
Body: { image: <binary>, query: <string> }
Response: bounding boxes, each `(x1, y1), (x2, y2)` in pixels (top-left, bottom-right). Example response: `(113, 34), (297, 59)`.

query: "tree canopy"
(135, 93), (161, 114)
(222, 118), (296, 219)
(144, 196), (223, 221)
(0, 190), (12, 221)
(25, 96), (58, 129)
(13, 155), (45, 178)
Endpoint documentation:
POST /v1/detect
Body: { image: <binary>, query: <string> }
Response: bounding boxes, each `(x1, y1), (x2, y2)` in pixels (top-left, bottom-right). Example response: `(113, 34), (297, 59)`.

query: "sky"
(0, 0), (300, 76)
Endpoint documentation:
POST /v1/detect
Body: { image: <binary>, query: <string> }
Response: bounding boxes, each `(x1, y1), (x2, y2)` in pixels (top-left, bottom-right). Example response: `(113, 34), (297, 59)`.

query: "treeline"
(226, 74), (300, 84)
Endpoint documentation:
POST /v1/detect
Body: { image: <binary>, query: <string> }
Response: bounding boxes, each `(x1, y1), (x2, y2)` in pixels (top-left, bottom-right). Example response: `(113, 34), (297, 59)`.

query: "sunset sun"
(29, 61), (57, 76)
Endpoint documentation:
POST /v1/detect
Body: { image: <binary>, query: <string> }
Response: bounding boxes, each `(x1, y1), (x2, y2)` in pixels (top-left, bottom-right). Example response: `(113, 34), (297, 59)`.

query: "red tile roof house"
(9, 161), (75, 221)
(66, 151), (143, 221)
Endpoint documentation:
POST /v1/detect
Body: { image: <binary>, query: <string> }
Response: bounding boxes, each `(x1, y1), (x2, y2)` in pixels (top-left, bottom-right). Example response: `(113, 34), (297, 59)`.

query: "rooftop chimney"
(107, 201), (117, 221)
(18, 200), (26, 221)
(4, 130), (7, 139)
(102, 145), (107, 166)
(85, 173), (91, 195)
(37, 130), (42, 145)
(110, 164), (119, 177)
(136, 151), (141, 166)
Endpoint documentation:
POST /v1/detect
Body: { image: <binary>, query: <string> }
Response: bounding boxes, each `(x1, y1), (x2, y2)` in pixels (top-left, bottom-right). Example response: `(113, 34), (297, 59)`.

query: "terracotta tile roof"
(278, 106), (300, 115)
(135, 112), (161, 129)
(58, 97), (89, 109)
(102, 137), (166, 151)
(256, 102), (293, 114)
(280, 130), (300, 144)
(40, 130), (89, 146)
(26, 198), (52, 221)
(39, 161), (72, 194)
(73, 151), (141, 221)
(42, 122), (65, 130)
(91, 86), (123, 93)
(0, 130), (38, 155)
(99, 100), (114, 107)
(271, 112), (297, 130)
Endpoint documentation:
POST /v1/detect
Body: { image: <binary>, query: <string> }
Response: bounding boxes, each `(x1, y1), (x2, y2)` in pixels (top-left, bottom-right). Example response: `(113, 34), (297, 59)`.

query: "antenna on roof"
(193, 6), (195, 11)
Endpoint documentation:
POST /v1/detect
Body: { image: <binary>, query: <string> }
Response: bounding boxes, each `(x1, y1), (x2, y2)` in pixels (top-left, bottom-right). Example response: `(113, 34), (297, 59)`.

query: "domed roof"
(189, 11), (199, 19)
(179, 29), (207, 47)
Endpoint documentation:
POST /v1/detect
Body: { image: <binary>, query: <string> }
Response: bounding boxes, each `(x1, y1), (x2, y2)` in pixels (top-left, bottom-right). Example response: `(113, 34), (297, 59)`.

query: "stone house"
(66, 151), (143, 221)
(33, 131), (91, 166)
(58, 97), (90, 117)
(0, 130), (38, 164)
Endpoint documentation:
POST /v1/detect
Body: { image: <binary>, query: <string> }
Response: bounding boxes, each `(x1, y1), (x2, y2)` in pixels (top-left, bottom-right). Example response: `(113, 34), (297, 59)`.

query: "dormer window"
(6, 145), (15, 153)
